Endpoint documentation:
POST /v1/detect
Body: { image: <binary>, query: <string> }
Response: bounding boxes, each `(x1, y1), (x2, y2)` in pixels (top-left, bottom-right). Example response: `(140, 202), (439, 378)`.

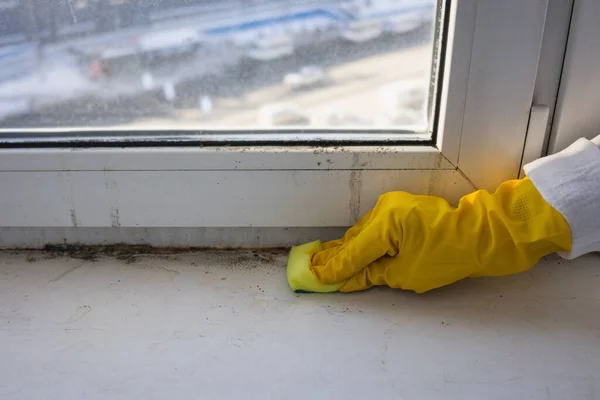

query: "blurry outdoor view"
(0, 0), (437, 131)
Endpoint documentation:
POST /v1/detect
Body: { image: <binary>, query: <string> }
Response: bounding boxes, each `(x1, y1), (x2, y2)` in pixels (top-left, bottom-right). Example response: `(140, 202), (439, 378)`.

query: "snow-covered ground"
(0, 51), (98, 120)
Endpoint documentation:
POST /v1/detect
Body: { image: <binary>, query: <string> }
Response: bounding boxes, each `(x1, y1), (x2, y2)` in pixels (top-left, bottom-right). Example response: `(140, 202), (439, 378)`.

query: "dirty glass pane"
(0, 0), (438, 132)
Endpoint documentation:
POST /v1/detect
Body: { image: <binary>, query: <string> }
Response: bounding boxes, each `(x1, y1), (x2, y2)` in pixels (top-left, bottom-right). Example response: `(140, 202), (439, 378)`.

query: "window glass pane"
(0, 0), (438, 133)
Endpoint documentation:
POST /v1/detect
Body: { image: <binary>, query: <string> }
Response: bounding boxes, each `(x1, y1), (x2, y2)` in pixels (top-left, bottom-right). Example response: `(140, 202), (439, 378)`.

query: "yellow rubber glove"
(298, 178), (571, 294)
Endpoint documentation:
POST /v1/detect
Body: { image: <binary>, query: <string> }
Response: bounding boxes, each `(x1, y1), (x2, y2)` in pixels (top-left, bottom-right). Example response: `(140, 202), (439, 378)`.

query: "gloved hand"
(310, 177), (571, 293)
(287, 135), (600, 294)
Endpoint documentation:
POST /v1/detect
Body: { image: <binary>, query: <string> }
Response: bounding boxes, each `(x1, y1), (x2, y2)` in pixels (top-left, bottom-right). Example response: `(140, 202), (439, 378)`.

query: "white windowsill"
(1, 249), (598, 399)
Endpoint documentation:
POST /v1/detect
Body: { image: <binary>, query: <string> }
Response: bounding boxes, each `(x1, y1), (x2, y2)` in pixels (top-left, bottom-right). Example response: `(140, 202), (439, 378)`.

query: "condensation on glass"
(0, 0), (437, 132)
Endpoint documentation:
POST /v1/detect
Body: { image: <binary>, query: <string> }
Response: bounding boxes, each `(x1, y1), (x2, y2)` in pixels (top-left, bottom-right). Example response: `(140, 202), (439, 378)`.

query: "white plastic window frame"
(0, 0), (558, 234)
(546, 0), (599, 155)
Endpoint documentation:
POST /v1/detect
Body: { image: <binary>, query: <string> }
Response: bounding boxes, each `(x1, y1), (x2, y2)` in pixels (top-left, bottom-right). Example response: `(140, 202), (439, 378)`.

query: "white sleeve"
(523, 135), (600, 259)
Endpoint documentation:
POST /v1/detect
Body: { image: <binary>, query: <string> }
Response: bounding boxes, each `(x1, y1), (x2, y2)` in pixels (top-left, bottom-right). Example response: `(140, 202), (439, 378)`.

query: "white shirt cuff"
(523, 135), (600, 259)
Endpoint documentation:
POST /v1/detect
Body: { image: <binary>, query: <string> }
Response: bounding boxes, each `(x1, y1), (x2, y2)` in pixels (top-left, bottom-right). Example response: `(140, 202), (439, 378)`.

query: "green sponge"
(286, 240), (347, 293)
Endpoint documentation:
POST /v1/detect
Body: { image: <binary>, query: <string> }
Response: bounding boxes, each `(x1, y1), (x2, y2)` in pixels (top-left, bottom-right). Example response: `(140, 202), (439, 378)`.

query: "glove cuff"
(524, 135), (600, 259)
